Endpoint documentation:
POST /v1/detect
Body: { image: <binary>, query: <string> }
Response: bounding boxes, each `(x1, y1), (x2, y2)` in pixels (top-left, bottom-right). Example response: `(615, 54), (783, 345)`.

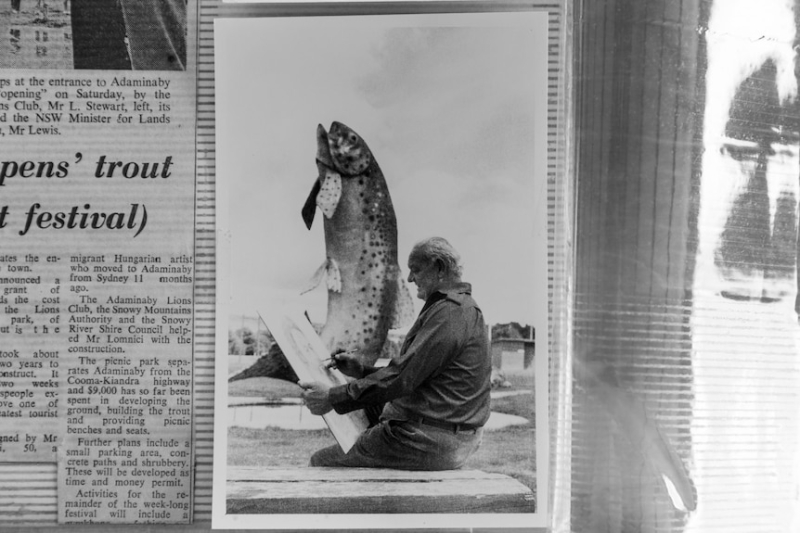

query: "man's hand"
(298, 381), (333, 415)
(324, 350), (365, 378)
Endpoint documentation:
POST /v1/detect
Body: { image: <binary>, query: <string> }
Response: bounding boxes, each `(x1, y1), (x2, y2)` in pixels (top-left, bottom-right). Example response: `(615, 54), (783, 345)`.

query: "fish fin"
(301, 259), (328, 295)
(302, 178), (321, 229)
(390, 270), (416, 329)
(301, 258), (341, 294)
(228, 344), (299, 384)
(316, 170), (342, 219)
(326, 258), (341, 293)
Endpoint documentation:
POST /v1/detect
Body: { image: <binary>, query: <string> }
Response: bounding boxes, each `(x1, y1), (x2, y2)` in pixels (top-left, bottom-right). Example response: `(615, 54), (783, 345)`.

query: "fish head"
(327, 121), (373, 175)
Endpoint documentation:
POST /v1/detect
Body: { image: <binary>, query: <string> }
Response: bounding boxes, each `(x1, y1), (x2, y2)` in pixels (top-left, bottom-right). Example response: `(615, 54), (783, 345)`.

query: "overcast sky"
(216, 12), (548, 330)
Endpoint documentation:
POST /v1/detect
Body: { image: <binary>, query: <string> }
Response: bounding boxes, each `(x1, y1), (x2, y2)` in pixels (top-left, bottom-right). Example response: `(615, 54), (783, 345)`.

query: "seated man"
(300, 237), (491, 470)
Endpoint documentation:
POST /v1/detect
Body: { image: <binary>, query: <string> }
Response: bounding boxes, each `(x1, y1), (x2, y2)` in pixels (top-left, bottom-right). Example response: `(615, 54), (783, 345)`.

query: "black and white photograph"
(0, 0), (187, 70)
(212, 11), (549, 529)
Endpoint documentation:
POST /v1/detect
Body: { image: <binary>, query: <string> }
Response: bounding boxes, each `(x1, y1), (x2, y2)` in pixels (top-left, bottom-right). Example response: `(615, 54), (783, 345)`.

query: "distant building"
(492, 338), (535, 372)
(0, 15), (73, 69)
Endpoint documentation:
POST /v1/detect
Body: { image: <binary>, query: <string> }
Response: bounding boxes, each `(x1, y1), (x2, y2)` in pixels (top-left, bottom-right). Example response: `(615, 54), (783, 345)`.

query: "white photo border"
(211, 8), (561, 530)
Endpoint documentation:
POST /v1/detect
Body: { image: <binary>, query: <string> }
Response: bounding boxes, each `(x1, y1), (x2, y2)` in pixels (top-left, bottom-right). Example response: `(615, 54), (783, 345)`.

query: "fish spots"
(328, 123), (372, 175)
(313, 121), (412, 364)
(316, 170), (342, 219)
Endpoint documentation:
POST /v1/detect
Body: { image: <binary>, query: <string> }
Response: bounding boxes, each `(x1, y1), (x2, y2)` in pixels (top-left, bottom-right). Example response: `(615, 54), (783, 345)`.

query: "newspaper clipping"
(0, 0), (196, 524)
(0, 0), (556, 529)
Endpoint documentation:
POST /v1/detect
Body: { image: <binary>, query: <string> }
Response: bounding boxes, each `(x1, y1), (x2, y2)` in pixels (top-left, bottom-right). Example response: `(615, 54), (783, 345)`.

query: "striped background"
(552, 1), (800, 532)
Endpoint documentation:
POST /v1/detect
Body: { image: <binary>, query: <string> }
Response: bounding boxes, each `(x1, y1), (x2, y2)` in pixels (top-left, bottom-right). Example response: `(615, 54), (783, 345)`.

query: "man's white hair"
(410, 237), (463, 278)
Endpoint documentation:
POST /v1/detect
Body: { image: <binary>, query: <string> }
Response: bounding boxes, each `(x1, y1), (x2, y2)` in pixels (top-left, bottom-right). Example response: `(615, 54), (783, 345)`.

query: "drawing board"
(258, 308), (369, 452)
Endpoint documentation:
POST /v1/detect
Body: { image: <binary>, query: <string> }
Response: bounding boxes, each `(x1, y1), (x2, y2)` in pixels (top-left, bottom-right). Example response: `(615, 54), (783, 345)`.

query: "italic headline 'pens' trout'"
(230, 121), (414, 383)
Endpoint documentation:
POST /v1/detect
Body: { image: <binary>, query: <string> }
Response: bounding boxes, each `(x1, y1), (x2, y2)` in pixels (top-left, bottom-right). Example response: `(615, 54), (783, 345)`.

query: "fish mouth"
(302, 124), (333, 230)
(316, 124), (334, 168)
(329, 121), (345, 135)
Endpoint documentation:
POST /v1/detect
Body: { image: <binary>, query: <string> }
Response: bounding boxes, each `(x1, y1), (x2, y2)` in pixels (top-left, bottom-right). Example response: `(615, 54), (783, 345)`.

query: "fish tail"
(228, 343), (299, 384)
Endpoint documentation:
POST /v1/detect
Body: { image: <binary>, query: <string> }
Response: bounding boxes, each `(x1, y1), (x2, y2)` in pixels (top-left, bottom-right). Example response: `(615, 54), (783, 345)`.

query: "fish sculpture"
(230, 121), (414, 383)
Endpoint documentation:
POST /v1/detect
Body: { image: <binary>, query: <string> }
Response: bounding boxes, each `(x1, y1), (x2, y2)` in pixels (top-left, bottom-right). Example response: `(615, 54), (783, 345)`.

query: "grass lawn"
(229, 426), (335, 466)
(464, 388), (535, 493)
(226, 357), (536, 502)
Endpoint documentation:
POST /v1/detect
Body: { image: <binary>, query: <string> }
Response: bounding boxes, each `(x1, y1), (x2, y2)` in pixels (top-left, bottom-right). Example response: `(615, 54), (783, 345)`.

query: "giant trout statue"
(230, 121), (414, 383)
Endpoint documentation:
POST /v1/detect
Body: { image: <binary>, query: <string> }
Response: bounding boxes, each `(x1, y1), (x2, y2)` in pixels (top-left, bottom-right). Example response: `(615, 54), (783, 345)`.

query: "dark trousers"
(310, 419), (483, 471)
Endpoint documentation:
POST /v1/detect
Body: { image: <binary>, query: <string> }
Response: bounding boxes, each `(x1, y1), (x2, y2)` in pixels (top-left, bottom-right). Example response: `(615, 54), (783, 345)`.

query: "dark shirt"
(328, 282), (491, 427)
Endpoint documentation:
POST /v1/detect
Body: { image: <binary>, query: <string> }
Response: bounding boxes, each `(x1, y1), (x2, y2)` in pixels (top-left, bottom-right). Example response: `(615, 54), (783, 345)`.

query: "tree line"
(229, 322), (534, 356)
